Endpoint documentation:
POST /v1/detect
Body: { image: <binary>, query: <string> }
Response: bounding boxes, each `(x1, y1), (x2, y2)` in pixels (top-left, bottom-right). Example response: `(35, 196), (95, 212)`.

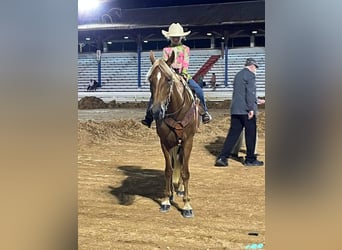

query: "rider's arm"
(180, 46), (191, 81)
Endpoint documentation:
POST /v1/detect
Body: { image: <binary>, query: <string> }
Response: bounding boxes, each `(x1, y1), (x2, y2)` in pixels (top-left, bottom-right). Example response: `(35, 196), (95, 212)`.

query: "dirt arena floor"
(78, 99), (265, 250)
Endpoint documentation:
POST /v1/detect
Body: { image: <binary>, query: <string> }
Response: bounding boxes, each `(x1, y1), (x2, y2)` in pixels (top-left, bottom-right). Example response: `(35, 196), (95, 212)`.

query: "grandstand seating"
(201, 47), (265, 95)
(78, 47), (265, 101)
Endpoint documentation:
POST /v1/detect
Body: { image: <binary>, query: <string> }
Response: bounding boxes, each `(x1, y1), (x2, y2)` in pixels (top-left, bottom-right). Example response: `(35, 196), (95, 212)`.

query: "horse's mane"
(145, 58), (176, 83)
(145, 57), (194, 102)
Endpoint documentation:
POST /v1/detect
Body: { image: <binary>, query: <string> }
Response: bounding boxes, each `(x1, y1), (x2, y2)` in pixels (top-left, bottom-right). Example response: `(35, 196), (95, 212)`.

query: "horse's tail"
(171, 145), (183, 187)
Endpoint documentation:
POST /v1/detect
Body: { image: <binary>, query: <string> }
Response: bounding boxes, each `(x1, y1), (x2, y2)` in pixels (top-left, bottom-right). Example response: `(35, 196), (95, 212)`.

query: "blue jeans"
(187, 78), (208, 112)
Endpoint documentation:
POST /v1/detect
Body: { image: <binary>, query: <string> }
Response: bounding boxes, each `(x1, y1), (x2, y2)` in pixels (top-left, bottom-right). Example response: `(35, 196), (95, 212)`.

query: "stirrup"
(202, 112), (212, 124)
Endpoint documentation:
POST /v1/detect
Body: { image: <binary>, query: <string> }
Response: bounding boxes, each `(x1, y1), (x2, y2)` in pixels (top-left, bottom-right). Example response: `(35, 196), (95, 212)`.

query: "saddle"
(176, 74), (204, 116)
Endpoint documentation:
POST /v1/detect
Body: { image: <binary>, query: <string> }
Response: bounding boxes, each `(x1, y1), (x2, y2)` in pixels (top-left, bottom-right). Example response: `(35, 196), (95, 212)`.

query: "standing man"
(215, 58), (264, 167)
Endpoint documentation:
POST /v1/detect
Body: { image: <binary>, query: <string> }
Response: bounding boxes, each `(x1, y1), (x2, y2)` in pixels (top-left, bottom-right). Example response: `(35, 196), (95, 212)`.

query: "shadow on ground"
(204, 136), (246, 163)
(108, 165), (165, 206)
(108, 165), (190, 215)
(204, 136), (225, 157)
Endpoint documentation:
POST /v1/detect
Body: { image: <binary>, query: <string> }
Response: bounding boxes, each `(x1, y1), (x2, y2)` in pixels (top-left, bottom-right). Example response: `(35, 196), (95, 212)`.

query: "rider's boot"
(202, 111), (212, 124)
(141, 110), (154, 128)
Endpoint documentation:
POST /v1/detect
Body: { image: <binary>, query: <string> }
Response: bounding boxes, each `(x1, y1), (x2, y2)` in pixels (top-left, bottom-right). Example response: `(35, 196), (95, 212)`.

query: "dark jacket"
(230, 68), (257, 114)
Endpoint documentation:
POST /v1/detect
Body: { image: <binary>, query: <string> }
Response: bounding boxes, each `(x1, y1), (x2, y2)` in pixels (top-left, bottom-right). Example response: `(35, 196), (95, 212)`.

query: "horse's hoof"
(176, 191), (184, 197)
(182, 209), (194, 218)
(160, 204), (171, 213)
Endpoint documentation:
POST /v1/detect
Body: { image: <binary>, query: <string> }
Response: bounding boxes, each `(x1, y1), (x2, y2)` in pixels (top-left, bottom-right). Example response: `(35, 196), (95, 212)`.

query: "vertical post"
(210, 36), (215, 49)
(250, 34), (255, 48)
(98, 62), (101, 87)
(224, 31), (229, 87)
(137, 34), (142, 88)
(96, 49), (102, 87)
(224, 45), (228, 87)
(103, 41), (108, 52)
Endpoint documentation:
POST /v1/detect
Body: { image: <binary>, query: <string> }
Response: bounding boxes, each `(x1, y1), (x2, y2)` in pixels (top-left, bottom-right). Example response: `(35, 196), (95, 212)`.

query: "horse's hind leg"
(176, 181), (184, 197)
(160, 144), (173, 213)
(171, 147), (184, 197)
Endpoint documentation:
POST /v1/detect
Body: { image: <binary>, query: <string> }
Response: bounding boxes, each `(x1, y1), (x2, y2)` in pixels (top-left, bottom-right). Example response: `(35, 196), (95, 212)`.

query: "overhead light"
(252, 30), (258, 34)
(78, 0), (100, 13)
(221, 37), (224, 40)
(143, 40), (148, 43)
(85, 37), (91, 41)
(206, 32), (212, 36)
(107, 41), (112, 44)
(123, 36), (129, 39)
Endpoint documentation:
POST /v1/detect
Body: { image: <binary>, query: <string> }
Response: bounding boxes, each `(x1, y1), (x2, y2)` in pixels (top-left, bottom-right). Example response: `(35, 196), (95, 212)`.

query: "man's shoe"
(141, 119), (152, 128)
(215, 158), (228, 167)
(202, 112), (212, 124)
(244, 159), (264, 166)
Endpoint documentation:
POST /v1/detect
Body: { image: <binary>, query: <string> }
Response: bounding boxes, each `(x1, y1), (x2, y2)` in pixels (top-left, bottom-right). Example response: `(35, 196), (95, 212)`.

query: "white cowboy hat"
(161, 23), (191, 38)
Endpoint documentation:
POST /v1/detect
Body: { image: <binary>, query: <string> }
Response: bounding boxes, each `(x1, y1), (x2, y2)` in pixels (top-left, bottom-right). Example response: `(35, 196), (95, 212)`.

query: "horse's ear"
(166, 51), (175, 67)
(150, 50), (155, 64)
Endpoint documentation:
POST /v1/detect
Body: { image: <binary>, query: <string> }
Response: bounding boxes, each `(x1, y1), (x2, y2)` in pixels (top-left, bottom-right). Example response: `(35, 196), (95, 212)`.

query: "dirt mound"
(112, 101), (148, 109)
(207, 99), (231, 109)
(78, 96), (108, 109)
(78, 97), (149, 109)
(78, 96), (266, 110)
(78, 119), (156, 144)
(78, 110), (265, 145)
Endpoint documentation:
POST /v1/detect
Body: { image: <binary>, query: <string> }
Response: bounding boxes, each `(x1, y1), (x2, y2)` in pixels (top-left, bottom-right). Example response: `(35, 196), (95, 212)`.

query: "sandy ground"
(78, 108), (265, 250)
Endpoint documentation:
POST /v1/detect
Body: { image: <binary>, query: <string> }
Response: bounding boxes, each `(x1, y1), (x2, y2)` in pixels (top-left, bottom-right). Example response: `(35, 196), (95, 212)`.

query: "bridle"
(164, 77), (187, 118)
(151, 62), (188, 118)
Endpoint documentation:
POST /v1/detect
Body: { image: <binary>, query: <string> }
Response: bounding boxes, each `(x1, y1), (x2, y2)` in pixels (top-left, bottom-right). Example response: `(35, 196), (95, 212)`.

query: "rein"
(158, 66), (189, 118)
(164, 84), (186, 117)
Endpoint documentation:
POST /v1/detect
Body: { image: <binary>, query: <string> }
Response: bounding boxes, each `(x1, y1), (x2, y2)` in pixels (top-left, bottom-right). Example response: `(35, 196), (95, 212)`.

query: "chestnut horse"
(146, 51), (199, 218)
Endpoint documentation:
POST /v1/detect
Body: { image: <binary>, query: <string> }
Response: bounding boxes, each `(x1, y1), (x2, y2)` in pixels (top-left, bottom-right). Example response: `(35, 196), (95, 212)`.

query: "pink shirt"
(163, 45), (191, 80)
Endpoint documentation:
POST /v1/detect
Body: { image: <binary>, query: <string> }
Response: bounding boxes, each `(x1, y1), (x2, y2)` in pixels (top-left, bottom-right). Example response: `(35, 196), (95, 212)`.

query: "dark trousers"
(219, 114), (257, 162)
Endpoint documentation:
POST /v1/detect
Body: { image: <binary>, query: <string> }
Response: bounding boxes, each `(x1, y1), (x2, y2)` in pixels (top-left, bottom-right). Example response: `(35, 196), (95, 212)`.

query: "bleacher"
(78, 47), (265, 102)
(202, 47), (265, 97)
(78, 52), (138, 92)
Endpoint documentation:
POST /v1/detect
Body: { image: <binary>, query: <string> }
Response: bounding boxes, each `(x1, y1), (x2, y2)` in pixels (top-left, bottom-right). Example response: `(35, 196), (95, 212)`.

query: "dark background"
(78, 0), (265, 52)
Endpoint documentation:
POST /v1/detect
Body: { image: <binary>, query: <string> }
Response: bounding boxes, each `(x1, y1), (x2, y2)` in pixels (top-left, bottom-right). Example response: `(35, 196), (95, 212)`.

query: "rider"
(141, 23), (212, 128)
